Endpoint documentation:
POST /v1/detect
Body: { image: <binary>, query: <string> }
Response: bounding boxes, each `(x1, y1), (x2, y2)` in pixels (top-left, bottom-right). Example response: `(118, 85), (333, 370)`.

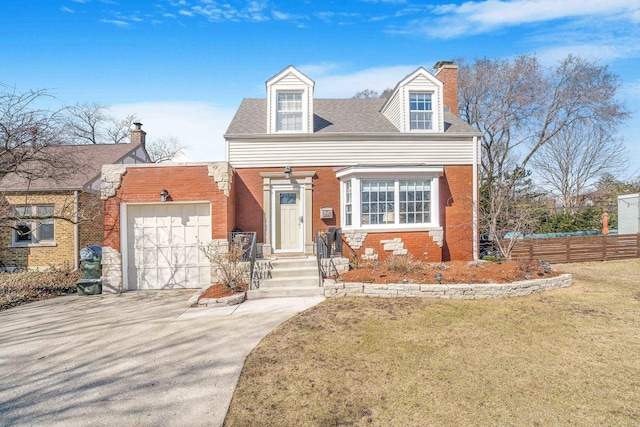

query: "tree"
(352, 88), (394, 99)
(146, 135), (185, 163)
(65, 102), (183, 162)
(459, 54), (629, 256)
(66, 101), (135, 144)
(531, 121), (628, 213)
(0, 86), (97, 231)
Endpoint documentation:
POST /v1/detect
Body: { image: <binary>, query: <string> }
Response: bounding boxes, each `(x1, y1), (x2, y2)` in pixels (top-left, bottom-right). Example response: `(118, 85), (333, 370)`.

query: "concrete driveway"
(0, 291), (324, 427)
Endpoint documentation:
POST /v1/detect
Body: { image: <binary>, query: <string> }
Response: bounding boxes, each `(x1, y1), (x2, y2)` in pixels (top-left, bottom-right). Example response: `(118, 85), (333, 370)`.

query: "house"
(100, 62), (481, 293)
(0, 124), (150, 271)
(226, 62), (481, 261)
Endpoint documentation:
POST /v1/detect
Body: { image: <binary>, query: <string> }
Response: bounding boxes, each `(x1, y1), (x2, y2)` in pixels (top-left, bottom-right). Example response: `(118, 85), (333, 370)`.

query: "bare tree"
(532, 121), (628, 212)
(146, 135), (185, 163)
(459, 54), (629, 256)
(66, 101), (137, 144)
(352, 89), (394, 99)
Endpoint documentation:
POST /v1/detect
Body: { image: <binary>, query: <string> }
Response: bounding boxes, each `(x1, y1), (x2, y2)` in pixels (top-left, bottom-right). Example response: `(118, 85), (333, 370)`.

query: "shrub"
(200, 237), (249, 292)
(0, 268), (81, 311)
(383, 254), (424, 275)
(426, 262), (450, 271)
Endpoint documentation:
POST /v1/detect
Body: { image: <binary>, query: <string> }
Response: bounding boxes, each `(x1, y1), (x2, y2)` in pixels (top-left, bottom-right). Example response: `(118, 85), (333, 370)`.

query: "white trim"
(472, 135), (479, 260)
(74, 190), (79, 271)
(336, 165), (444, 179)
(270, 185), (304, 253)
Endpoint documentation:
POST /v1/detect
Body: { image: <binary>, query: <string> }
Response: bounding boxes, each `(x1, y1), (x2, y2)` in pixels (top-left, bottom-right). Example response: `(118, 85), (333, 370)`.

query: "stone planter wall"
(324, 274), (572, 299)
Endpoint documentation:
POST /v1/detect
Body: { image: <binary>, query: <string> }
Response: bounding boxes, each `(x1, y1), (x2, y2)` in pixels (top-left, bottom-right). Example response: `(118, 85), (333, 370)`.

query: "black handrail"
(316, 227), (343, 281)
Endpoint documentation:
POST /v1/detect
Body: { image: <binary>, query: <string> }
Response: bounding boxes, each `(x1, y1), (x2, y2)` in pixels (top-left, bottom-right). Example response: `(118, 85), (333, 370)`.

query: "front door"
(274, 189), (302, 252)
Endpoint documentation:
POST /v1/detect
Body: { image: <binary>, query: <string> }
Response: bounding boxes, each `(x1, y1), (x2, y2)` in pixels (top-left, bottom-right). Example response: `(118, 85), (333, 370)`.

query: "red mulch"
(339, 260), (560, 284)
(199, 283), (248, 300)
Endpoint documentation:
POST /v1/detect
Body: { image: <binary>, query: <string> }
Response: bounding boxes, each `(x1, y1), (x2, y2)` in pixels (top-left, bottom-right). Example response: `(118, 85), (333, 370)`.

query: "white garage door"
(126, 203), (211, 290)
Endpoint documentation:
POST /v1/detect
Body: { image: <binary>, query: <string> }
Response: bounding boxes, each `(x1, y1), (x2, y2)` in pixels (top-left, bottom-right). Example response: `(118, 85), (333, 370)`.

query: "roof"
(225, 98), (479, 136)
(0, 142), (145, 192)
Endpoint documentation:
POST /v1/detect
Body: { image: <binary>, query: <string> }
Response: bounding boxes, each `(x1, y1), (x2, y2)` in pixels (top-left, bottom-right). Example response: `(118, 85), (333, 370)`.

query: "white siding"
(266, 67), (315, 134)
(228, 138), (475, 168)
(383, 91), (403, 130)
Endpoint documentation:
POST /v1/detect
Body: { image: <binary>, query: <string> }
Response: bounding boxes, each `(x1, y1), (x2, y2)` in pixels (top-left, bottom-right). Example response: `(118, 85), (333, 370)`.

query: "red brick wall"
(104, 165), (232, 251)
(234, 167), (341, 242)
(435, 66), (459, 116)
(349, 231), (443, 262)
(441, 165), (475, 260)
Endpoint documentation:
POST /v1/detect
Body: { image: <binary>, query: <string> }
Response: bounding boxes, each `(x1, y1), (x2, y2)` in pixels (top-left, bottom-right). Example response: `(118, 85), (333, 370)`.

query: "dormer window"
(277, 92), (303, 131)
(409, 92), (433, 130)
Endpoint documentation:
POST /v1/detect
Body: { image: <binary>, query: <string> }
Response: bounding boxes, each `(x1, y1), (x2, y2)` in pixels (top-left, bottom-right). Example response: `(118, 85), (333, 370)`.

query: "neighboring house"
(100, 62), (482, 292)
(0, 124), (150, 270)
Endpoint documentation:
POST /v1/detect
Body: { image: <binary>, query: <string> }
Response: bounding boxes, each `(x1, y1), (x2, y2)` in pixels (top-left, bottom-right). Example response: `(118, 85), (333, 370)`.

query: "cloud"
(110, 102), (235, 162)
(297, 62), (342, 78)
(415, 0), (640, 38)
(100, 19), (130, 27)
(60, 6), (74, 13)
(311, 65), (421, 98)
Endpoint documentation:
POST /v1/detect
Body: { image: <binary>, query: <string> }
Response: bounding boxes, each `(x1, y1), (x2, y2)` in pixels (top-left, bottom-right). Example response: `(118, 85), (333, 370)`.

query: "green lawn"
(225, 259), (640, 426)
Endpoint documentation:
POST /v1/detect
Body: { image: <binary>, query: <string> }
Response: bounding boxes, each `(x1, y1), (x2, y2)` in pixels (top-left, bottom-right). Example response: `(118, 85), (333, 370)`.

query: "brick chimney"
(434, 61), (458, 116)
(130, 122), (146, 145)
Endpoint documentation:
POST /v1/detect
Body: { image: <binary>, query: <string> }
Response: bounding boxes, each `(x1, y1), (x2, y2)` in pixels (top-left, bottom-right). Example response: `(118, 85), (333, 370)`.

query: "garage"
(125, 203), (212, 290)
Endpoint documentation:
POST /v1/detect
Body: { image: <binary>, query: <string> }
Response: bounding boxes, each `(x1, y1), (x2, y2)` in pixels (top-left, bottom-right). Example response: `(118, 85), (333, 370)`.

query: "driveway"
(0, 291), (324, 427)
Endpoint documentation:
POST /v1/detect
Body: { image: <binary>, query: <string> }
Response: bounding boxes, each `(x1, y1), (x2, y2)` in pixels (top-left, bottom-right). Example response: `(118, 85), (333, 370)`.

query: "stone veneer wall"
(101, 246), (122, 294)
(324, 274), (572, 299)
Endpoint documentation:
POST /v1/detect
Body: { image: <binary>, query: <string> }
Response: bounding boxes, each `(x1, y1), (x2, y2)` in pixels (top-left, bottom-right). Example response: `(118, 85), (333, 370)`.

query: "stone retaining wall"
(323, 274), (572, 299)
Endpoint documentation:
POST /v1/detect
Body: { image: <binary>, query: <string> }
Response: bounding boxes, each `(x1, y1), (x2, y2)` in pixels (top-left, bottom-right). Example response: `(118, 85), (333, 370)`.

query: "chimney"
(434, 61), (458, 116)
(130, 122), (146, 145)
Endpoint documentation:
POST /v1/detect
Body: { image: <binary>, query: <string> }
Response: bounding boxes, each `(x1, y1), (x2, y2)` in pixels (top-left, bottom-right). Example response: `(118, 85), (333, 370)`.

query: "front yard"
(225, 259), (640, 426)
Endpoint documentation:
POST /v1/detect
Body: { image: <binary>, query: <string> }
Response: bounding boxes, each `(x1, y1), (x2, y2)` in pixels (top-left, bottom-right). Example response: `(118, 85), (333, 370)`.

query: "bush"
(0, 268), (81, 311)
(382, 254), (424, 275)
(200, 237), (249, 292)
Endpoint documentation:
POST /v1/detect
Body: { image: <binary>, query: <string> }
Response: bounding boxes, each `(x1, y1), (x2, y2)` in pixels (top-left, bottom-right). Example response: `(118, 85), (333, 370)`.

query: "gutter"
(74, 190), (79, 270)
(472, 136), (479, 261)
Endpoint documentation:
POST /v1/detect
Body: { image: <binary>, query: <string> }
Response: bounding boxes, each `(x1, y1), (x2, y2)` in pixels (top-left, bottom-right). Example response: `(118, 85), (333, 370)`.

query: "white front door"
(274, 189), (302, 252)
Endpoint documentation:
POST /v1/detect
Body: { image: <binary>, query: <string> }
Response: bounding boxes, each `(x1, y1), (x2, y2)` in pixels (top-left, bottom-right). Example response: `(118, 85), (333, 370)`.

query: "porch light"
(435, 273), (442, 284)
(284, 166), (291, 179)
(160, 189), (169, 202)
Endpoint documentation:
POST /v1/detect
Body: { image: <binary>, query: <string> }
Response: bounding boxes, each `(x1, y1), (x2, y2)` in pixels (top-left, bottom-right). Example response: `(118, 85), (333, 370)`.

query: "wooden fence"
(510, 233), (640, 264)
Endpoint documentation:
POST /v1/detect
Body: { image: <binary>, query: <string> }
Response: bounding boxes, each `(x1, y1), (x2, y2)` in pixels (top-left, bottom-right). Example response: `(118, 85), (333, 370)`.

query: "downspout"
(472, 136), (479, 261)
(74, 190), (79, 270)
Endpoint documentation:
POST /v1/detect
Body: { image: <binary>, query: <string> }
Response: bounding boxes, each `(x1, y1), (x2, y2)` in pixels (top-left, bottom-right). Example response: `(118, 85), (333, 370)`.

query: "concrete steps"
(247, 256), (322, 299)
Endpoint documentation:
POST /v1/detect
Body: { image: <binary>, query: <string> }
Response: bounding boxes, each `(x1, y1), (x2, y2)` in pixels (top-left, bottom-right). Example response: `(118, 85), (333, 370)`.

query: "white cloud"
(297, 62), (342, 78)
(60, 6), (74, 13)
(421, 0), (640, 38)
(311, 65), (421, 98)
(100, 19), (130, 27)
(110, 102), (235, 162)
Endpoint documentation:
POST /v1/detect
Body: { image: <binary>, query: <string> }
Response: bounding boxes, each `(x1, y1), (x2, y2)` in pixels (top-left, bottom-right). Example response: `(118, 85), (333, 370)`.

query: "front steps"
(247, 256), (323, 299)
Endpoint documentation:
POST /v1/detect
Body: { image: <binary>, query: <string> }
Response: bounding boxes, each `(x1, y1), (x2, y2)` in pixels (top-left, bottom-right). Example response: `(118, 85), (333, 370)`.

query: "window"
(361, 180), (394, 225)
(13, 205), (55, 245)
(277, 92), (302, 131)
(344, 180), (352, 226)
(341, 174), (438, 229)
(409, 92), (432, 130)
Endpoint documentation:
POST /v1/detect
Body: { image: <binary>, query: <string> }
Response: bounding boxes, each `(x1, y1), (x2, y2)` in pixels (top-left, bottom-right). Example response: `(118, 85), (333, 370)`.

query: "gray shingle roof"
(225, 98), (479, 136)
(0, 142), (145, 192)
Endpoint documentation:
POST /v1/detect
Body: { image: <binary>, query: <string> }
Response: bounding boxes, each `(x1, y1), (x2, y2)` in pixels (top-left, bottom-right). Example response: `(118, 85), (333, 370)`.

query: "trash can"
(77, 245), (102, 295)
(76, 278), (102, 295)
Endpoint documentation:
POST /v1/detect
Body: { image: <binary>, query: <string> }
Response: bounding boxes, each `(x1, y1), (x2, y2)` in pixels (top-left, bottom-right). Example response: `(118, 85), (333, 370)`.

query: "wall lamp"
(160, 189), (169, 202)
(284, 166), (292, 179)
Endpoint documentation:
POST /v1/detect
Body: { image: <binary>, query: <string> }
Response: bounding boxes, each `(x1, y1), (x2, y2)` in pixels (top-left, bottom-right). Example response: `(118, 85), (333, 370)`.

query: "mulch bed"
(199, 283), (248, 300)
(339, 260), (560, 284)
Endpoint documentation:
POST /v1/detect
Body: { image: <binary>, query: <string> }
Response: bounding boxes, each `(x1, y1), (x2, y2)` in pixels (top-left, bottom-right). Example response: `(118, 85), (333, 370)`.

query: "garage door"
(126, 203), (211, 290)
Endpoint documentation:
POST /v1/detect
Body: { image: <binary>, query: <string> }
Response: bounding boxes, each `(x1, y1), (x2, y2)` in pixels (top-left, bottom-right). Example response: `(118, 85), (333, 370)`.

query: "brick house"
(100, 62), (481, 293)
(0, 126), (149, 271)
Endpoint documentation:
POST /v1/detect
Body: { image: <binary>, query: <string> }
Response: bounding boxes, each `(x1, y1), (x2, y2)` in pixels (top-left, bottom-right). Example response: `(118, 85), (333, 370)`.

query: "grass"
(225, 259), (640, 426)
(0, 269), (81, 311)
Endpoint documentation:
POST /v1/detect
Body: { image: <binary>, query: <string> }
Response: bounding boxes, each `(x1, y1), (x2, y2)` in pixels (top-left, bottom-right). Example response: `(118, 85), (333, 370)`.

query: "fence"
(510, 233), (640, 263)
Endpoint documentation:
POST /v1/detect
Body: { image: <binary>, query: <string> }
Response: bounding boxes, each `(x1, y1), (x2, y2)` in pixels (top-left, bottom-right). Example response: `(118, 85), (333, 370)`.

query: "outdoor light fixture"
(284, 166), (292, 179)
(160, 189), (169, 202)
(435, 273), (443, 284)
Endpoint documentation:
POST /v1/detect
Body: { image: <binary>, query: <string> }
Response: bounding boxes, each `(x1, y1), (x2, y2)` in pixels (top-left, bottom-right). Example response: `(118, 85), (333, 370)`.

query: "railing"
(228, 231), (259, 289)
(316, 227), (343, 281)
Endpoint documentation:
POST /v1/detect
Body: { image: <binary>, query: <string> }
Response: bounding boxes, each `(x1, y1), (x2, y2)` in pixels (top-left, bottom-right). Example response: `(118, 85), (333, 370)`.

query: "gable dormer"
(381, 67), (445, 133)
(266, 66), (315, 134)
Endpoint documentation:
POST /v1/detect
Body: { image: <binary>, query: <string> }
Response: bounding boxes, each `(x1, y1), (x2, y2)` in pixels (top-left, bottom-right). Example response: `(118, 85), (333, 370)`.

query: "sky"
(2, 0), (640, 179)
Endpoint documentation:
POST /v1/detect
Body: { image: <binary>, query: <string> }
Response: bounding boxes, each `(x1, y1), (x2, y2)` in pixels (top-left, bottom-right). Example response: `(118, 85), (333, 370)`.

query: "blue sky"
(2, 0), (640, 177)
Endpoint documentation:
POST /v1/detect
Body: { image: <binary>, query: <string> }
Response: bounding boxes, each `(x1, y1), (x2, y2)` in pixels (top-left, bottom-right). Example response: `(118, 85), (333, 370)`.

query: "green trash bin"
(77, 279), (102, 295)
(80, 260), (102, 280)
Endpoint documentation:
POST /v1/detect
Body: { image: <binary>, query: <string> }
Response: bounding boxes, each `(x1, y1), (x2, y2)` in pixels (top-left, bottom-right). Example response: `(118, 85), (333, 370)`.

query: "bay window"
(339, 167), (441, 229)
